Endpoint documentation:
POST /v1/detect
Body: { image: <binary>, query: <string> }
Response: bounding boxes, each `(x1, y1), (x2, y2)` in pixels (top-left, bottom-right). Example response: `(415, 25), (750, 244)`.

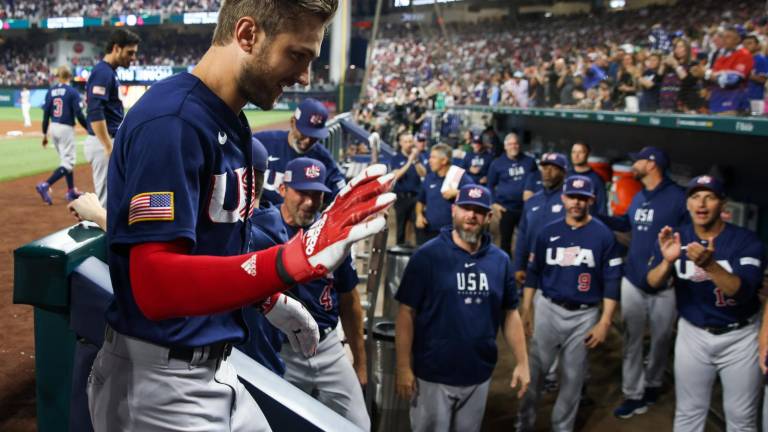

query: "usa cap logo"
(305, 165), (321, 178)
(697, 175), (712, 184)
(309, 113), (324, 126)
(468, 187), (483, 198)
(572, 179), (585, 188)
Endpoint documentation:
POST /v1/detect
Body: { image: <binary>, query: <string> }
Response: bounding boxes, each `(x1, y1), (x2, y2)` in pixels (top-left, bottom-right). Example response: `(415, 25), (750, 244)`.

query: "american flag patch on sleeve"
(129, 192), (174, 225)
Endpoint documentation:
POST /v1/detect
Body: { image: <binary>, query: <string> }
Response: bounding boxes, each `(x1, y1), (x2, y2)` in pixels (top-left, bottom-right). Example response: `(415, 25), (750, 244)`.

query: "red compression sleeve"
(130, 240), (289, 321)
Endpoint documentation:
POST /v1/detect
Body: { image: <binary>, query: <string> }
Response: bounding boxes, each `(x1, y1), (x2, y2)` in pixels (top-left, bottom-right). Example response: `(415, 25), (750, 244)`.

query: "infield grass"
(0, 108), (291, 182)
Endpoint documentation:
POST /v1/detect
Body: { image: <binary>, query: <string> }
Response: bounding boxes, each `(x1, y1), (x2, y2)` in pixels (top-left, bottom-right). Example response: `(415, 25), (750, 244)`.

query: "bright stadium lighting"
(609, 0), (626, 9)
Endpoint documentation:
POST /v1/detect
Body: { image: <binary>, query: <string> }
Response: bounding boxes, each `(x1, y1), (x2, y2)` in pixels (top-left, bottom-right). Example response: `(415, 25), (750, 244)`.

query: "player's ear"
(279, 183), (286, 198)
(234, 16), (264, 54)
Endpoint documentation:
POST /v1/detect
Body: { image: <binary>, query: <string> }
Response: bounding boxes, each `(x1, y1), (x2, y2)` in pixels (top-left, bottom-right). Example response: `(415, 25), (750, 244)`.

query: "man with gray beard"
(396, 184), (530, 432)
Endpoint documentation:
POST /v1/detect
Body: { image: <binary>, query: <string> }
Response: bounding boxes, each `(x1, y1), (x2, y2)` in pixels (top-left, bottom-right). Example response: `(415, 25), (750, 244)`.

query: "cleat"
(36, 182), (52, 205)
(614, 399), (648, 419)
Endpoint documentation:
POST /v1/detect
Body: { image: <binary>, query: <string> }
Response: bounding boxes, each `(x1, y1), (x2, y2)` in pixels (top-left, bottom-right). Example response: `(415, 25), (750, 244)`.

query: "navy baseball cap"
(415, 132), (427, 142)
(455, 184), (492, 210)
(294, 98), (329, 140)
(540, 152), (568, 170)
(563, 174), (595, 198)
(686, 175), (725, 198)
(283, 157), (331, 193)
(252, 137), (268, 172)
(629, 146), (669, 169)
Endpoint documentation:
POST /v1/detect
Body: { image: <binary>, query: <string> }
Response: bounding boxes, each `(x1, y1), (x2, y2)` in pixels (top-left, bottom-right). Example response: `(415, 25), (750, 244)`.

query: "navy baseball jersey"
(487, 153), (537, 211)
(390, 152), (421, 194)
(461, 149), (493, 184)
(255, 130), (346, 205)
(238, 204), (290, 375)
(395, 228), (519, 386)
(513, 187), (565, 271)
(650, 223), (765, 328)
(527, 218), (623, 304)
(106, 72), (259, 347)
(42, 83), (86, 129)
(524, 169), (543, 195)
(283, 213), (358, 333)
(598, 177), (688, 291)
(567, 168), (607, 215)
(86, 60), (123, 137)
(417, 171), (471, 231)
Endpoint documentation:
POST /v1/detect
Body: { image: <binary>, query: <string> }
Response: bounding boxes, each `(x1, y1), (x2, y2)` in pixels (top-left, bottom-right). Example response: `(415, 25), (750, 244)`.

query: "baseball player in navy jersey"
(568, 141), (607, 215)
(85, 29), (140, 206)
(87, 2), (396, 430)
(487, 132), (537, 256)
(597, 147), (689, 418)
(513, 152), (568, 287)
(276, 157), (370, 430)
(255, 97), (346, 206)
(647, 175), (765, 431)
(462, 134), (493, 185)
(396, 184), (530, 432)
(36, 66), (88, 205)
(415, 143), (471, 244)
(516, 175), (622, 432)
(390, 132), (427, 245)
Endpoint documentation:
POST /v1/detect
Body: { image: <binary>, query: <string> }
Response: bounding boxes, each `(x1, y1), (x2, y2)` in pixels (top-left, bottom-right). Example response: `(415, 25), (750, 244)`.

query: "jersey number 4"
(319, 284), (334, 311)
(53, 98), (63, 118)
(577, 273), (591, 292)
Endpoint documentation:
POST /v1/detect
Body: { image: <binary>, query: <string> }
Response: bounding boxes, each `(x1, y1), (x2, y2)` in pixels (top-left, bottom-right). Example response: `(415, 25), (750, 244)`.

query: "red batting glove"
(277, 164), (395, 285)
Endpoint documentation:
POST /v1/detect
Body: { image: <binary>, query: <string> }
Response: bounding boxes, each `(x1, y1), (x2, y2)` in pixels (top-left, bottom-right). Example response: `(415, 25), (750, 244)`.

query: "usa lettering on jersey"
(674, 259), (733, 282)
(508, 165), (526, 178)
(208, 167), (258, 223)
(456, 271), (490, 292)
(546, 246), (596, 268)
(633, 207), (654, 231)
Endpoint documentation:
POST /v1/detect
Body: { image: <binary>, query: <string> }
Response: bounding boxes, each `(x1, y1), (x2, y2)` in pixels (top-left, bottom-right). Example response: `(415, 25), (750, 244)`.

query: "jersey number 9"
(577, 273), (591, 292)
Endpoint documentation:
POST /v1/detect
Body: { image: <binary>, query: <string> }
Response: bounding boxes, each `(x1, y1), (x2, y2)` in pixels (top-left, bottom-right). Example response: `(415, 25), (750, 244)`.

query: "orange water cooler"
(610, 163), (643, 216)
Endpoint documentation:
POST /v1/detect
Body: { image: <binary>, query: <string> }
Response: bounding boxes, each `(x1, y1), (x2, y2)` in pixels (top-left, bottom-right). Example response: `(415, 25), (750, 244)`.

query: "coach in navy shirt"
(517, 175), (622, 432)
(647, 175), (764, 430)
(85, 29), (140, 206)
(462, 134), (493, 185)
(513, 152), (568, 286)
(415, 143), (471, 244)
(487, 132), (537, 256)
(391, 132), (427, 245)
(568, 141), (607, 215)
(598, 147), (689, 418)
(396, 184), (529, 432)
(255, 98), (346, 206)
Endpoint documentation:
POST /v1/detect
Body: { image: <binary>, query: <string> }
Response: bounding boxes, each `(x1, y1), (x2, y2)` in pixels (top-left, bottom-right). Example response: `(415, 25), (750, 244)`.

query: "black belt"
(545, 295), (597, 311)
(700, 319), (753, 336)
(318, 326), (334, 342)
(396, 191), (418, 197)
(169, 342), (232, 362)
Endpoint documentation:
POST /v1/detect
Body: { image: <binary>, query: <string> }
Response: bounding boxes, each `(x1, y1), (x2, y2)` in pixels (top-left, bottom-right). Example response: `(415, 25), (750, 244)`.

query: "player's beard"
(237, 45), (281, 111)
(454, 219), (486, 245)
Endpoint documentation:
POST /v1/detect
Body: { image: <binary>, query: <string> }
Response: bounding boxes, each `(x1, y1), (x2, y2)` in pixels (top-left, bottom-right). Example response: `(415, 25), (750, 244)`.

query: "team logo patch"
(241, 255), (257, 277)
(218, 131), (227, 145)
(572, 179), (585, 188)
(309, 113), (324, 126)
(697, 175), (712, 184)
(552, 204), (563, 212)
(305, 164), (321, 179)
(128, 192), (174, 225)
(468, 187), (483, 198)
(92, 85), (106, 96)
(545, 153), (557, 160)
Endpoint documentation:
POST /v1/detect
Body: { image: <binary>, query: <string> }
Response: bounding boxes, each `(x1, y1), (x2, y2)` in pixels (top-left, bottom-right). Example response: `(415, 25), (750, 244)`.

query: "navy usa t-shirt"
(650, 223), (765, 328)
(86, 60), (123, 137)
(527, 218), (623, 304)
(487, 153), (537, 211)
(106, 72), (259, 347)
(389, 152), (421, 194)
(418, 170), (471, 231)
(396, 228), (519, 386)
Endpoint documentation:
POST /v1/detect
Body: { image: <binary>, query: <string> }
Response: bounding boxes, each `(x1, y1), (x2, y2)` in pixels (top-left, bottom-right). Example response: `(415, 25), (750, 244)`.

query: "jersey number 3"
(577, 273), (591, 292)
(53, 98), (63, 118)
(319, 285), (333, 311)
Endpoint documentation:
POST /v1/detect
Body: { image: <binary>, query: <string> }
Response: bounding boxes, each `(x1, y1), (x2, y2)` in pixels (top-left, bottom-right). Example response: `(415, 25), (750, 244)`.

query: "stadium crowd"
(0, 0), (220, 20)
(366, 0), (768, 116)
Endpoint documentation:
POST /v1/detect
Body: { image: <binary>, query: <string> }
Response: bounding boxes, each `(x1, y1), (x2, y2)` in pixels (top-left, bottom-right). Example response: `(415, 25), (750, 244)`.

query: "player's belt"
(544, 295), (597, 312)
(700, 318), (754, 336)
(318, 326), (335, 342)
(169, 342), (233, 362)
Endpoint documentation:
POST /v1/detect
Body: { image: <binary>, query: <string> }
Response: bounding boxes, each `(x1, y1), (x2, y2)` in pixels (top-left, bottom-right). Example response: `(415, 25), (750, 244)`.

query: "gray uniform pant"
(49, 122), (76, 171)
(84, 134), (109, 206)
(87, 327), (270, 432)
(620, 277), (677, 399)
(282, 329), (370, 431)
(516, 294), (599, 432)
(410, 377), (491, 432)
(673, 318), (760, 432)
